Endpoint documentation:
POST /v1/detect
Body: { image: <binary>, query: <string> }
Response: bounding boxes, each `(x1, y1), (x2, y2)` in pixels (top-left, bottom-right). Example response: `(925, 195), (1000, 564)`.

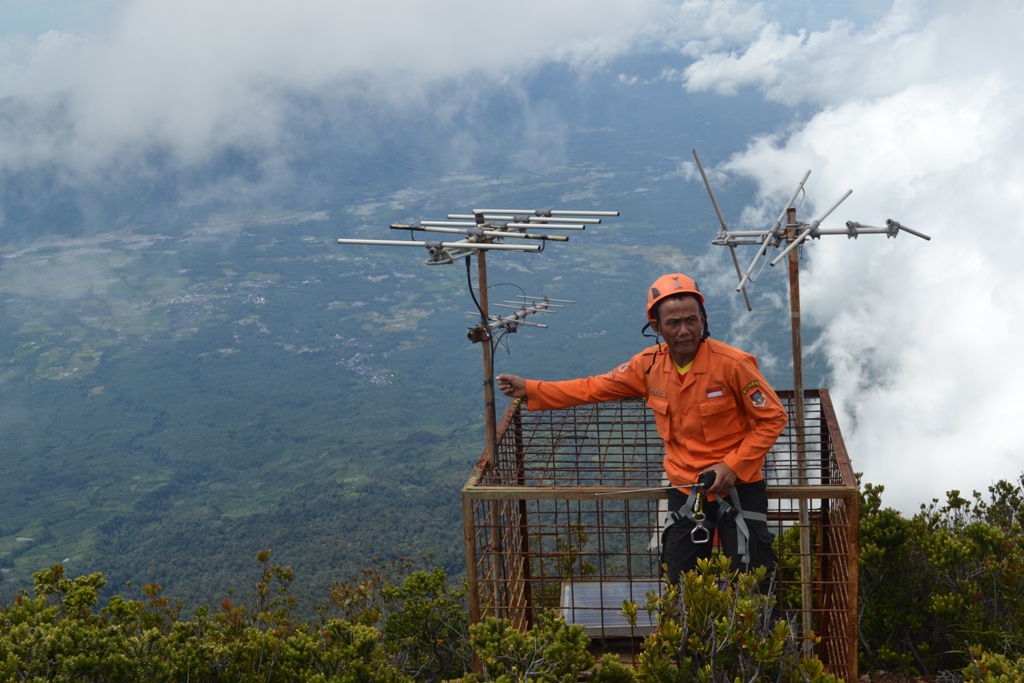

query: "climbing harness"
(661, 472), (769, 567)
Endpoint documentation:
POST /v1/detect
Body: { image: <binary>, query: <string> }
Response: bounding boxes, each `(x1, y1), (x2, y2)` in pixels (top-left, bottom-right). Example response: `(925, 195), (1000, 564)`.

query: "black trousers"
(660, 480), (777, 588)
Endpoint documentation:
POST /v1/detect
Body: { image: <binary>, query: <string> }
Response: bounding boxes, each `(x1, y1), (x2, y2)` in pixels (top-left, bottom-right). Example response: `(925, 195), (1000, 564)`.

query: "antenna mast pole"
(785, 207), (813, 651)
(477, 250), (498, 467)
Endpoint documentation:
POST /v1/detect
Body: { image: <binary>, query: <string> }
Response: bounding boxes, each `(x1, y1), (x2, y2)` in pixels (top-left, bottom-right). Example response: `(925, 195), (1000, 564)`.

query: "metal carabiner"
(691, 512), (710, 544)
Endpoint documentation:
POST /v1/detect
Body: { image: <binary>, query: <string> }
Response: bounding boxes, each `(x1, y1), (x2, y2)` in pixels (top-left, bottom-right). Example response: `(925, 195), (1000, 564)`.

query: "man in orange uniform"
(497, 273), (787, 586)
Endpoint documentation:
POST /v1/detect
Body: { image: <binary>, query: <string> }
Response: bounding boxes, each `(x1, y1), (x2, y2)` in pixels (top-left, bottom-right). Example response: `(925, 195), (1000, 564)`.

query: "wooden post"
(846, 490), (860, 683)
(514, 405), (534, 628)
(786, 207), (814, 652)
(474, 249), (507, 615)
(478, 249), (498, 467)
(462, 489), (481, 625)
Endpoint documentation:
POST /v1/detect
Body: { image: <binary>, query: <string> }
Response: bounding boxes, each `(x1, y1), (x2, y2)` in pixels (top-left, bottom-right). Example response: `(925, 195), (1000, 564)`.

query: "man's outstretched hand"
(496, 374), (527, 399)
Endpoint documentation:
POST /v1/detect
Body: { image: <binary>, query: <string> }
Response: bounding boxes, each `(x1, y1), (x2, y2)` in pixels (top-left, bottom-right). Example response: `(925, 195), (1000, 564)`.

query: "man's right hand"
(496, 374), (527, 399)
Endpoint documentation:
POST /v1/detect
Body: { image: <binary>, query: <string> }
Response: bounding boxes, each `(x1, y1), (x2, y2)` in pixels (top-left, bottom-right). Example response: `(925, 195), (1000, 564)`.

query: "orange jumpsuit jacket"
(524, 339), (787, 488)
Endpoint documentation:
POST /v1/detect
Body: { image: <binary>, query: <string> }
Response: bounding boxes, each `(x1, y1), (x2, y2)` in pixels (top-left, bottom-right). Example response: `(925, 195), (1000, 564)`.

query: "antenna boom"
(337, 238), (542, 252)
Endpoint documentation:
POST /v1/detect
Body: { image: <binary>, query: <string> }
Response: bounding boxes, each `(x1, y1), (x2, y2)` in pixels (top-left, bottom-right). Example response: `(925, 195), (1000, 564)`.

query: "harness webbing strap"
(662, 486), (766, 566)
(663, 487), (718, 531)
(727, 486), (753, 567)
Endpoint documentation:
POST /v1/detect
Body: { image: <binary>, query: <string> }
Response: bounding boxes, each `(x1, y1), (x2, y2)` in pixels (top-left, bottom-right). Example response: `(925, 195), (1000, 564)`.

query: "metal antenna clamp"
(425, 241), (454, 265)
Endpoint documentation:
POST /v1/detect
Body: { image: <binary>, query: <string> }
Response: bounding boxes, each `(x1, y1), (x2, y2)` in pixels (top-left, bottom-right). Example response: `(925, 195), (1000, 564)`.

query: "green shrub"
(591, 653), (637, 683)
(324, 556), (472, 682)
(962, 645), (1024, 683)
(0, 553), (411, 683)
(625, 554), (840, 683)
(858, 476), (1024, 675)
(462, 610), (593, 683)
(380, 568), (472, 682)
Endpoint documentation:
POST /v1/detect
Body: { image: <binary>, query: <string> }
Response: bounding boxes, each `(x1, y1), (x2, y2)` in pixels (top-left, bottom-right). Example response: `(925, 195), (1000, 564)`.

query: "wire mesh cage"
(461, 389), (859, 682)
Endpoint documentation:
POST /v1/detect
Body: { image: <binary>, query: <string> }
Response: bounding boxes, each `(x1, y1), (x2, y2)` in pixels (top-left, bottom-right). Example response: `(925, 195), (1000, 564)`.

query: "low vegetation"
(858, 475), (1024, 675)
(1, 551), (836, 682)
(4, 475), (1024, 681)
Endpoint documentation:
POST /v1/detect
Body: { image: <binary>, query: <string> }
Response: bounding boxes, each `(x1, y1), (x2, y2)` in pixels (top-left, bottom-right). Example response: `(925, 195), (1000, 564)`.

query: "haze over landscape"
(1, 0), (1021, 607)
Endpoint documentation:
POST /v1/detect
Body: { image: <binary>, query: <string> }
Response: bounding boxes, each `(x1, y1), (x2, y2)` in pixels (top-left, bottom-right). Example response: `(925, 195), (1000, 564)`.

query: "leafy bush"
(962, 645), (1024, 683)
(858, 475), (1024, 675)
(461, 610), (594, 683)
(623, 554), (839, 683)
(323, 556), (472, 682)
(14, 467), (1024, 683)
(0, 552), (475, 683)
(591, 653), (638, 683)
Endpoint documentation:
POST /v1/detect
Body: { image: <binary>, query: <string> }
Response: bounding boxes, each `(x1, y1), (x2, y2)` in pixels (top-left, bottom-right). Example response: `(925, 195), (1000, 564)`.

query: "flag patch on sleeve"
(706, 386), (724, 398)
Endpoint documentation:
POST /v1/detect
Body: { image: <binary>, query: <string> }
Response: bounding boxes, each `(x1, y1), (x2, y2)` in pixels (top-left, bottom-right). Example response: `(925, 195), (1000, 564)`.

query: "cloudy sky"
(2, 0), (1021, 513)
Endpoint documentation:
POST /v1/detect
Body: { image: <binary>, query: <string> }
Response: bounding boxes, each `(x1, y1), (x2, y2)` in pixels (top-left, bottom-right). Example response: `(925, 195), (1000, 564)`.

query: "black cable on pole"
(488, 282), (527, 353)
(494, 329), (513, 354)
(488, 282), (527, 299)
(466, 255), (487, 327)
(465, 254), (499, 381)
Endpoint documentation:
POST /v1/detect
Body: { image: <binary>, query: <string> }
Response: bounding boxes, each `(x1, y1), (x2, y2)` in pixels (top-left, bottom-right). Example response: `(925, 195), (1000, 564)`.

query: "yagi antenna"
(468, 295), (576, 339)
(690, 149), (930, 302)
(336, 206), (619, 467)
(690, 148), (929, 648)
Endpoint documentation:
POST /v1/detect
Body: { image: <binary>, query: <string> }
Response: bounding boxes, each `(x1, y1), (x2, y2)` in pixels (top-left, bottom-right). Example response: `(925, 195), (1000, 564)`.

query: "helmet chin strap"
(641, 322), (662, 375)
(646, 339), (662, 375)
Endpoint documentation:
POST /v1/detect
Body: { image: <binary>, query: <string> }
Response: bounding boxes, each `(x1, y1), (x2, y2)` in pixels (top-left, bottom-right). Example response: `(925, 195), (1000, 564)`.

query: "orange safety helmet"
(646, 273), (704, 322)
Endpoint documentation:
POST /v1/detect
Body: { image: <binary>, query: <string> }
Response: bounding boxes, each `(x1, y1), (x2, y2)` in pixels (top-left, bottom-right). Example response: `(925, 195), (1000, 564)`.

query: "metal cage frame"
(461, 389), (859, 682)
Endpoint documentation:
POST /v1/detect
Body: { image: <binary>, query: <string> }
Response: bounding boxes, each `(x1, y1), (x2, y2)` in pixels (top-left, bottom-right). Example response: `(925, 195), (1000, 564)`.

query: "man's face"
(651, 296), (704, 366)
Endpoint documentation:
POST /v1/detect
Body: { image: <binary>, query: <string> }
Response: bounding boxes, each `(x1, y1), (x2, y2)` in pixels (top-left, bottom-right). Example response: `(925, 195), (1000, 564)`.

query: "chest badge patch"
(706, 387), (724, 398)
(749, 390), (767, 407)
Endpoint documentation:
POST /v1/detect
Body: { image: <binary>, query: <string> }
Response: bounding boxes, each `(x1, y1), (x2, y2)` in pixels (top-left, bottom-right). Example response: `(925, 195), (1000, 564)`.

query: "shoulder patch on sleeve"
(617, 363), (629, 374)
(742, 380), (760, 394)
(749, 390), (767, 407)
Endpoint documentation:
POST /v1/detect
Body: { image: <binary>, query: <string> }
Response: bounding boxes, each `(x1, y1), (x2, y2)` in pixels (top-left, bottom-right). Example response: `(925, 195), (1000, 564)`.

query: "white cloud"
(0, 0), (791, 178)
(664, 0), (768, 56)
(693, 0), (1024, 512)
(0, 0), (677, 175)
(681, 0), (1016, 106)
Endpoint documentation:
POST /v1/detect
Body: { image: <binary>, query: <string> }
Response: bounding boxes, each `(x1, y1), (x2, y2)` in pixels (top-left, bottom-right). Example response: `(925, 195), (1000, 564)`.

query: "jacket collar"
(659, 340), (709, 390)
(691, 340), (710, 374)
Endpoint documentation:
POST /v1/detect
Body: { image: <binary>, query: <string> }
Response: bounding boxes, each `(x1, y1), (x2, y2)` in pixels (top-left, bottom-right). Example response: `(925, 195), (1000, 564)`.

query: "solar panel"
(560, 581), (662, 637)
